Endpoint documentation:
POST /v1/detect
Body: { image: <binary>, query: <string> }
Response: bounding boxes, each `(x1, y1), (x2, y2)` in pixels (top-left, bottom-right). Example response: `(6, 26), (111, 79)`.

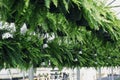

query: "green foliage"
(0, 0), (120, 69)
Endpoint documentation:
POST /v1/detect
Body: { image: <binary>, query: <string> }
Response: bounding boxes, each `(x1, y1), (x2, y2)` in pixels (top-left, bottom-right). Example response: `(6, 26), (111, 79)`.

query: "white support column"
(77, 68), (80, 80)
(109, 68), (111, 80)
(22, 71), (25, 80)
(98, 68), (101, 80)
(28, 66), (34, 80)
(119, 67), (120, 78)
(72, 69), (74, 80)
(8, 69), (12, 80)
(111, 67), (114, 80)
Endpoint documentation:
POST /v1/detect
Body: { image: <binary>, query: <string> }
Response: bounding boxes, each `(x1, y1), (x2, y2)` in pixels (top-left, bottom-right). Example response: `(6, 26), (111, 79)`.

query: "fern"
(52, 0), (58, 7)
(45, 0), (51, 8)
(0, 0), (120, 69)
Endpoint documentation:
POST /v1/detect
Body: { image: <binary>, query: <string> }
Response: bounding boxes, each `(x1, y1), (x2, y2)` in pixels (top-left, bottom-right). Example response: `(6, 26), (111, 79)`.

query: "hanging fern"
(0, 0), (120, 69)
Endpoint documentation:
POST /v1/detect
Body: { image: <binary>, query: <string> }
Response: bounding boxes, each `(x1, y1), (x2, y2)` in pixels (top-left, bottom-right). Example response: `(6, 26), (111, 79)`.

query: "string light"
(108, 57), (111, 59)
(74, 58), (78, 61)
(43, 43), (48, 49)
(94, 54), (97, 56)
(79, 51), (82, 54)
(95, 62), (98, 64)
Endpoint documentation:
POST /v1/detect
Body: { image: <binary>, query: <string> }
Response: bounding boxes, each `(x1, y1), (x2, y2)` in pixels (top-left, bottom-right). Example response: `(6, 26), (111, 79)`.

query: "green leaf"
(52, 0), (58, 7)
(63, 0), (69, 11)
(72, 0), (81, 7)
(45, 0), (51, 8)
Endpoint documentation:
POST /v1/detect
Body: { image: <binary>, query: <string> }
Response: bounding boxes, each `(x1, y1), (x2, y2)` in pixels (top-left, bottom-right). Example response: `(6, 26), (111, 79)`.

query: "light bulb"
(94, 54), (97, 56)
(74, 58), (78, 61)
(95, 62), (97, 64)
(79, 51), (82, 54)
(108, 57), (111, 59)
(43, 44), (48, 48)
